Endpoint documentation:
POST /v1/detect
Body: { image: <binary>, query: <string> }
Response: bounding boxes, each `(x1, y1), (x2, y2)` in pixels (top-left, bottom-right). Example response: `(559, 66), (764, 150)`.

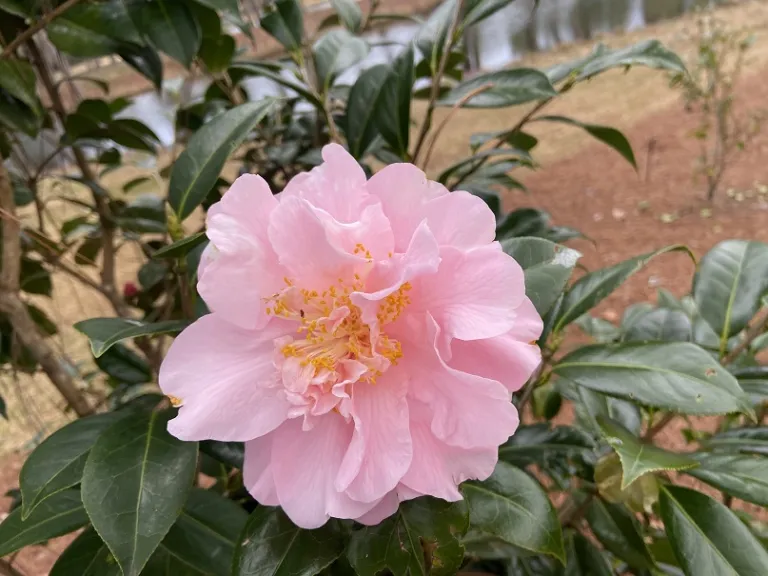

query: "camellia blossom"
(159, 144), (542, 529)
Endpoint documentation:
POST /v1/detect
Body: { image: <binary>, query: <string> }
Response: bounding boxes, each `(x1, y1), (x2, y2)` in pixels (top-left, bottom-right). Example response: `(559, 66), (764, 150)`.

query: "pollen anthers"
(266, 273), (411, 383)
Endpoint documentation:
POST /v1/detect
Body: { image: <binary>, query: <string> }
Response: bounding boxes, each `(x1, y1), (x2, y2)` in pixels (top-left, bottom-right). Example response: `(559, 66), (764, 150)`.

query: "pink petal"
(160, 314), (291, 442)
(243, 433), (279, 505)
(355, 490), (399, 525)
(281, 144), (373, 222)
(401, 400), (498, 500)
(336, 372), (413, 503)
(366, 163), (447, 251)
(416, 244), (525, 340)
(420, 191), (496, 249)
(401, 314), (520, 449)
(199, 174), (284, 330)
(312, 203), (394, 261)
(272, 415), (379, 529)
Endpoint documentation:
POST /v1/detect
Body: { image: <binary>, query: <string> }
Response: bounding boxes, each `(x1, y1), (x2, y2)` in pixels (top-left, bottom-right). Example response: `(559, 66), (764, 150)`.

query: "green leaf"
(660, 485), (768, 576)
(501, 237), (581, 316)
(499, 424), (595, 468)
(704, 427), (768, 455)
(554, 342), (752, 416)
(230, 62), (321, 108)
(597, 416), (698, 489)
(535, 115), (636, 168)
(48, 1), (140, 58)
(199, 440), (244, 469)
(495, 208), (550, 240)
(20, 257), (52, 296)
(686, 453), (768, 506)
(563, 384), (642, 436)
(75, 318), (189, 357)
(162, 488), (247, 576)
(95, 343), (152, 384)
(693, 240), (768, 354)
(198, 34), (236, 74)
(117, 43), (164, 90)
(461, 462), (565, 562)
(27, 303), (57, 335)
(152, 232), (208, 259)
(0, 489), (89, 557)
(577, 39), (686, 80)
(0, 0), (28, 17)
(622, 307), (692, 343)
(563, 531), (614, 576)
(312, 29), (368, 92)
(0, 60), (39, 112)
(192, 0), (241, 19)
(438, 148), (531, 185)
(50, 528), (121, 576)
(233, 506), (345, 576)
(470, 129), (539, 153)
(331, 0), (362, 32)
(169, 99), (278, 220)
(20, 412), (127, 519)
(415, 0), (455, 73)
(0, 88), (42, 136)
(586, 498), (656, 570)
(464, 0), (520, 27)
(575, 315), (621, 343)
(347, 497), (469, 576)
(346, 44), (414, 159)
(132, 0), (201, 67)
(260, 0), (303, 52)
(82, 409), (198, 576)
(437, 69), (556, 108)
(554, 245), (694, 333)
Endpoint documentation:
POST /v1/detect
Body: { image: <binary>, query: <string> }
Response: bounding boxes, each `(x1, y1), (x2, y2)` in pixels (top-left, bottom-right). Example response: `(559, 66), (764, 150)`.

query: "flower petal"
(281, 144), (372, 222)
(420, 191), (496, 249)
(336, 372), (412, 503)
(160, 314), (291, 442)
(400, 314), (520, 449)
(417, 244), (525, 340)
(243, 433), (279, 505)
(355, 490), (399, 526)
(401, 400), (498, 500)
(272, 415), (379, 529)
(199, 174), (284, 330)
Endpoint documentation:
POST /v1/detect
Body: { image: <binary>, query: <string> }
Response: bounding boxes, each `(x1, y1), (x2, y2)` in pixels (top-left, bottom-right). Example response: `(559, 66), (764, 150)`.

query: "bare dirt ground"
(4, 2), (768, 573)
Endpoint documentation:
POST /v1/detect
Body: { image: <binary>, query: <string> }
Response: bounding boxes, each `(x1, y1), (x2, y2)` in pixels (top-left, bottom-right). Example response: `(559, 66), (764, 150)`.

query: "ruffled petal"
(272, 416), (379, 529)
(416, 244), (525, 341)
(355, 490), (399, 525)
(420, 191), (496, 249)
(336, 371), (412, 503)
(199, 174), (285, 330)
(160, 314), (291, 442)
(243, 433), (279, 505)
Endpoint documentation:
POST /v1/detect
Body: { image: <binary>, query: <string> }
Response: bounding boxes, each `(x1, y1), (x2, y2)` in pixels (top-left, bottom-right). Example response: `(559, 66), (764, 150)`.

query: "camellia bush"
(1, 1), (767, 575)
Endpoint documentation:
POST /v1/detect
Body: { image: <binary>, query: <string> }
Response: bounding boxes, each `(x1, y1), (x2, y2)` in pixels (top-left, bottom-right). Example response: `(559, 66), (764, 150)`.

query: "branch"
(722, 307), (768, 365)
(0, 160), (92, 417)
(0, 0), (84, 59)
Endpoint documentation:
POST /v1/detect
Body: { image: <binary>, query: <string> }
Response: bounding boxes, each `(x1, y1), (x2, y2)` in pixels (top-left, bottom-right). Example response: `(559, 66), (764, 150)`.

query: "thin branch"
(411, 0), (466, 165)
(722, 307), (768, 365)
(644, 412), (676, 441)
(0, 0), (84, 58)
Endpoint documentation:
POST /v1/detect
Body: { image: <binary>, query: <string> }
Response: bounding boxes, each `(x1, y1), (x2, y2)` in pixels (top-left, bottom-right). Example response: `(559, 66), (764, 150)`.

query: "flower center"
(266, 275), (411, 383)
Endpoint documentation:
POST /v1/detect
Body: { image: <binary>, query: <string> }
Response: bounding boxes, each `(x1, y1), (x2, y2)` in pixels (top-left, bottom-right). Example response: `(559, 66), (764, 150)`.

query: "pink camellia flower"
(159, 144), (542, 529)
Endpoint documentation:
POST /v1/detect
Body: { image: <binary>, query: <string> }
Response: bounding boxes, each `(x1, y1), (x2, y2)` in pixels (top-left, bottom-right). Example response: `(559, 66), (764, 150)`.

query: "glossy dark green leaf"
(586, 498), (655, 570)
(554, 245), (694, 333)
(346, 44), (414, 159)
(577, 39), (686, 80)
(118, 193), (166, 233)
(535, 115), (636, 168)
(597, 416), (697, 489)
(464, 0), (520, 26)
(20, 412), (127, 519)
(501, 237), (581, 316)
(0, 0), (28, 17)
(0, 88), (42, 136)
(563, 384), (642, 436)
(704, 427), (768, 455)
(152, 232), (208, 260)
(75, 318), (189, 357)
(660, 485), (768, 576)
(437, 69), (556, 108)
(348, 497), (469, 576)
(49, 528), (120, 576)
(0, 489), (88, 557)
(48, 1), (140, 58)
(415, 0), (454, 72)
(470, 129), (539, 153)
(20, 257), (52, 296)
(623, 307), (692, 342)
(233, 506), (345, 576)
(260, 0), (303, 52)
(331, 0), (362, 32)
(554, 342), (752, 416)
(0, 60), (39, 112)
(462, 462), (564, 562)
(198, 34), (236, 74)
(693, 240), (768, 353)
(162, 488), (247, 576)
(82, 409), (198, 576)
(686, 453), (768, 506)
(0, 394), (6, 420)
(563, 531), (613, 576)
(132, 0), (201, 67)
(199, 440), (244, 469)
(27, 303), (57, 336)
(117, 43), (164, 90)
(438, 148), (531, 185)
(169, 99), (278, 220)
(499, 424), (595, 468)
(575, 315), (621, 343)
(229, 61), (322, 107)
(495, 208), (550, 240)
(192, 0), (241, 19)
(95, 343), (152, 384)
(312, 29), (368, 92)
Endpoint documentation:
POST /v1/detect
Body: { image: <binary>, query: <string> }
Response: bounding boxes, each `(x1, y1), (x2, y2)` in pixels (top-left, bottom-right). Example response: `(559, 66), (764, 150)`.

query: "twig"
(722, 307), (768, 365)
(644, 412), (676, 441)
(558, 492), (594, 527)
(0, 0), (84, 58)
(411, 0), (466, 165)
(421, 83), (493, 172)
(0, 159), (92, 417)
